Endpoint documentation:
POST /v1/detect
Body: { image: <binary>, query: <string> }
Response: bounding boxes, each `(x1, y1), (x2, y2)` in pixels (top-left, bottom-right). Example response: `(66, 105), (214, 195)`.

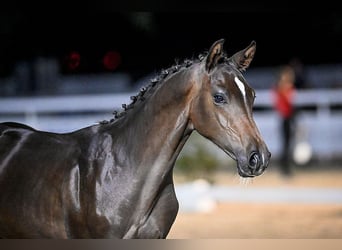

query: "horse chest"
(121, 183), (179, 239)
(76, 167), (178, 239)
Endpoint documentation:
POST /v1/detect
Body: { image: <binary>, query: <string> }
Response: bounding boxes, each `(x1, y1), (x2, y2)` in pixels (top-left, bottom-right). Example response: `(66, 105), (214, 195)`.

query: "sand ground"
(168, 167), (342, 239)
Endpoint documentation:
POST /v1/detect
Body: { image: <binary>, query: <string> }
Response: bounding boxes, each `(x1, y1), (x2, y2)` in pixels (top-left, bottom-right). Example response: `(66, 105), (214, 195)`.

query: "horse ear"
(229, 41), (256, 72)
(205, 39), (225, 73)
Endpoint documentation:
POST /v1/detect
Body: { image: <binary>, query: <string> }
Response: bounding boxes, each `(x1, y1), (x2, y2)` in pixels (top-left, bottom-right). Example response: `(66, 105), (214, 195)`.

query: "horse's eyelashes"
(213, 93), (227, 104)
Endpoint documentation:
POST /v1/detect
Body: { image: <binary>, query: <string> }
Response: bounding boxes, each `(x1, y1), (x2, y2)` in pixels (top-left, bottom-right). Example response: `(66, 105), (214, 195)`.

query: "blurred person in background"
(272, 65), (297, 176)
(289, 57), (307, 89)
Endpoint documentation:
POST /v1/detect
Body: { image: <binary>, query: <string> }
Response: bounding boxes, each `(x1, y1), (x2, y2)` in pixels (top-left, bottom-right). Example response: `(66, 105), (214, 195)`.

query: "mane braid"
(99, 52), (207, 125)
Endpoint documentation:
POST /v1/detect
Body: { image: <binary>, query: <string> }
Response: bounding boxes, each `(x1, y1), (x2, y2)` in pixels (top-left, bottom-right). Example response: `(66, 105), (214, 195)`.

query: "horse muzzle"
(237, 150), (271, 178)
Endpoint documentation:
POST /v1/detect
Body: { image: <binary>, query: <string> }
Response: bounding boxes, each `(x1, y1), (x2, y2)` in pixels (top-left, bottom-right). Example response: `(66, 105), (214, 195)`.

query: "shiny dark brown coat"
(0, 39), (270, 238)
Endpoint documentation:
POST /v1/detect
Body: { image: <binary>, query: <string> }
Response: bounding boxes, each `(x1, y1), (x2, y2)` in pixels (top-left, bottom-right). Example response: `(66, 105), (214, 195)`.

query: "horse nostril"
(248, 152), (260, 169)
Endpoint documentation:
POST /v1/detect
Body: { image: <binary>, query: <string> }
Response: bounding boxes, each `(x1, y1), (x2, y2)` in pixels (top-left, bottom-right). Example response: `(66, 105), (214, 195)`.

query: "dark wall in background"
(1, 3), (342, 80)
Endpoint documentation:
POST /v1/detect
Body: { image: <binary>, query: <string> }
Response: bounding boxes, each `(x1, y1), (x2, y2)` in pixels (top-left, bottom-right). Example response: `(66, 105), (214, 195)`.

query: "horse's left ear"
(205, 39), (225, 73)
(230, 41), (256, 72)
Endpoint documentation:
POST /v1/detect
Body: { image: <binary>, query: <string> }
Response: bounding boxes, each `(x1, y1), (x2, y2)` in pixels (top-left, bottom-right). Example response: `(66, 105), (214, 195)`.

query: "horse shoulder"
(0, 123), (89, 237)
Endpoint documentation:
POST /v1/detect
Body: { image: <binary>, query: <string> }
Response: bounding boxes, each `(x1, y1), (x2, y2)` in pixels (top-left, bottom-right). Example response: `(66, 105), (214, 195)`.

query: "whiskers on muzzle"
(239, 176), (254, 186)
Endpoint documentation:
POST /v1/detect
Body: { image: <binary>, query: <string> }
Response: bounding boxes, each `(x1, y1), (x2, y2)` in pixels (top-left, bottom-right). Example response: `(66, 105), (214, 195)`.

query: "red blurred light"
(103, 50), (121, 71)
(67, 51), (81, 70)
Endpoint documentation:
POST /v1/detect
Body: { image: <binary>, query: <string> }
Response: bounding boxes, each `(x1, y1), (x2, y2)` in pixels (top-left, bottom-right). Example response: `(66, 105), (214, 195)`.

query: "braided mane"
(100, 52), (210, 124)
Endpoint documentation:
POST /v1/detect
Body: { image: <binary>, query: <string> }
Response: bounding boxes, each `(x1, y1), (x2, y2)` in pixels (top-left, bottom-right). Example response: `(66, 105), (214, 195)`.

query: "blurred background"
(1, 2), (342, 238)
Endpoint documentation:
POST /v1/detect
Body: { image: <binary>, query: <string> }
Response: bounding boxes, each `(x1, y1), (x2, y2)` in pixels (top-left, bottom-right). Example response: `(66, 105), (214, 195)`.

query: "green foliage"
(175, 132), (223, 182)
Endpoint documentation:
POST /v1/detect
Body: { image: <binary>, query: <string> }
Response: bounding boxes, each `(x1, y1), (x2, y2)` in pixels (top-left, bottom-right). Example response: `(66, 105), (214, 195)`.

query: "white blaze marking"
(234, 76), (246, 100)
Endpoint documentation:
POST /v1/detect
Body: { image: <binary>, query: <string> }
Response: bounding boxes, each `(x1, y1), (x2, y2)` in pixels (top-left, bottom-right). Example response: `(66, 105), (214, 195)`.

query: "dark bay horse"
(0, 39), (270, 238)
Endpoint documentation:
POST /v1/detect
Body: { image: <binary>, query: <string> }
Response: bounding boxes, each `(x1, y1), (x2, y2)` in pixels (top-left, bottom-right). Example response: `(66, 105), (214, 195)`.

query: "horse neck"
(109, 68), (197, 180)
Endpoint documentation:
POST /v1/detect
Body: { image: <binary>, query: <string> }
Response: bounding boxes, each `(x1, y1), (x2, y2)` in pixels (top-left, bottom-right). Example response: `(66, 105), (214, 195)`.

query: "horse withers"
(0, 39), (270, 238)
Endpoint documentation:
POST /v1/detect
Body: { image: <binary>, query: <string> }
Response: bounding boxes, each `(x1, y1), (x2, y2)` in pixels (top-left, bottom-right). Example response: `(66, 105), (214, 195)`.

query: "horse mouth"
(223, 149), (266, 178)
(223, 149), (254, 177)
(237, 167), (258, 178)
(237, 157), (268, 178)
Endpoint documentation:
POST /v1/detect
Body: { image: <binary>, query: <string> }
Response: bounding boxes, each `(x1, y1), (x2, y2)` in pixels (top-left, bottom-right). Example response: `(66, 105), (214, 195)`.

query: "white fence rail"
(1, 89), (342, 159)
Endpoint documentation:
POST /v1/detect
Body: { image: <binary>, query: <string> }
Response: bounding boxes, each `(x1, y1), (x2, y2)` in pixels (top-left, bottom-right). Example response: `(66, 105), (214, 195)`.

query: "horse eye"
(213, 94), (226, 104)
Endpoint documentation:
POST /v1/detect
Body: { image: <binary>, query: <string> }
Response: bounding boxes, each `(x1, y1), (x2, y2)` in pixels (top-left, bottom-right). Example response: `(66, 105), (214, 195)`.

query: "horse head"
(189, 39), (271, 177)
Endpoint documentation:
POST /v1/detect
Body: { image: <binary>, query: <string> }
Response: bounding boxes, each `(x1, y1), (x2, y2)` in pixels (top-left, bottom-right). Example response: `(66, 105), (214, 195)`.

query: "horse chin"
(237, 166), (256, 178)
(223, 148), (237, 161)
(223, 149), (254, 178)
(236, 163), (266, 178)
